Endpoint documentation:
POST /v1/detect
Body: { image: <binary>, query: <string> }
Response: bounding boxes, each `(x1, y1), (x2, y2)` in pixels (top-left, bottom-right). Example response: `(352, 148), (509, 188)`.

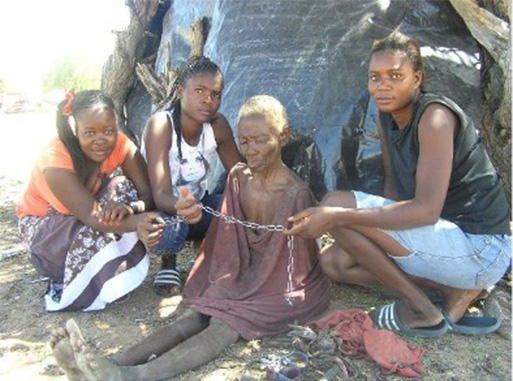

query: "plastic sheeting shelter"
(126, 0), (481, 200)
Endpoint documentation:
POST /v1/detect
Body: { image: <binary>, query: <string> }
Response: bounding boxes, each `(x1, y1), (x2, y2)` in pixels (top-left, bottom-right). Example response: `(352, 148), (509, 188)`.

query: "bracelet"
(127, 202), (140, 214)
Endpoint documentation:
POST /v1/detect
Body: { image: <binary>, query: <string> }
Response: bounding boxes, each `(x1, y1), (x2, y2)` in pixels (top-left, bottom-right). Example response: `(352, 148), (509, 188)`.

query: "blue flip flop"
(442, 311), (501, 335)
(373, 303), (449, 338)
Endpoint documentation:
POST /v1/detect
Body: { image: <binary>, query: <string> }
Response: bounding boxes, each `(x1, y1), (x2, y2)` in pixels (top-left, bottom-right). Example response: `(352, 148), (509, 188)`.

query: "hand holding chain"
(164, 202), (296, 306)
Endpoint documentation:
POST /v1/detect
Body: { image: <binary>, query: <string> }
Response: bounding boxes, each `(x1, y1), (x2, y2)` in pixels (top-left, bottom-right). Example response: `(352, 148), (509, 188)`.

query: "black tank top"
(380, 92), (510, 235)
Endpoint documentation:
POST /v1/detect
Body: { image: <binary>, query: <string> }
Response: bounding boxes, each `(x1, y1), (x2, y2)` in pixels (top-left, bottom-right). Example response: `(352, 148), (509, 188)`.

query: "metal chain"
(199, 204), (287, 232)
(192, 203), (296, 306)
(286, 231), (294, 306)
(162, 215), (184, 227)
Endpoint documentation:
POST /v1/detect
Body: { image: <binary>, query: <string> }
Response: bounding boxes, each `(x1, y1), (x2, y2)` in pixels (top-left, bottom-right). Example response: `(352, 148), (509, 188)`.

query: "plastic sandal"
(153, 268), (182, 296)
(442, 310), (501, 335)
(373, 302), (450, 338)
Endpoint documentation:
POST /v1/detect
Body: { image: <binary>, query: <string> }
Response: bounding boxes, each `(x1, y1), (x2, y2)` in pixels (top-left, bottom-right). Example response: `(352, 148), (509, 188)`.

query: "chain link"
(286, 232), (294, 306)
(163, 215), (185, 226)
(163, 203), (296, 306)
(196, 203), (295, 306)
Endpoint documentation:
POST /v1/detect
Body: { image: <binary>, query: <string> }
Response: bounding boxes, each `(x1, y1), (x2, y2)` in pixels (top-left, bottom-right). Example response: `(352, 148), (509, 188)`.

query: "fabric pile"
(311, 309), (425, 378)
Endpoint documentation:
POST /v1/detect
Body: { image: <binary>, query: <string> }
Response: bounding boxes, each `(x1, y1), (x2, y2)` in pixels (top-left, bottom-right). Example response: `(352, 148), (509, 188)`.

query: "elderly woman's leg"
(68, 316), (239, 381)
(111, 309), (209, 366)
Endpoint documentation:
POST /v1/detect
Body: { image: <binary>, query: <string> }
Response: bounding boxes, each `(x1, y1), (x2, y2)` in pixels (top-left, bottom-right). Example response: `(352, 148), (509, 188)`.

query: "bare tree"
(134, 18), (205, 111)
(101, 0), (160, 125)
(449, 0), (511, 203)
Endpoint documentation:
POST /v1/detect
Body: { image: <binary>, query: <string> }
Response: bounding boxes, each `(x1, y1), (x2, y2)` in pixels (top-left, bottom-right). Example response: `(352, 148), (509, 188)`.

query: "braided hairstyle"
(168, 56), (224, 159)
(370, 30), (425, 91)
(56, 90), (116, 181)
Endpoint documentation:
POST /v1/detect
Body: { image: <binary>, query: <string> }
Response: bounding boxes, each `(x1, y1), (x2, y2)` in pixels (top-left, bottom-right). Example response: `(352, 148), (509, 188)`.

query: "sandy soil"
(0, 111), (511, 380)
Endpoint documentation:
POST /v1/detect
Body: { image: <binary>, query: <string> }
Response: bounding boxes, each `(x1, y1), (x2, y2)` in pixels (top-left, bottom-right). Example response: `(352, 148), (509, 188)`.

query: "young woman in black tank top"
(286, 30), (511, 337)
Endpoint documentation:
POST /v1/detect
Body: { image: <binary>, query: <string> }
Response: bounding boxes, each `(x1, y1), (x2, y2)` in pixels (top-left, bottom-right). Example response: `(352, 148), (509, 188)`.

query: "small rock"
(10, 343), (29, 352)
(287, 324), (317, 340)
(240, 375), (258, 381)
(483, 288), (511, 340)
(41, 363), (63, 377)
(310, 330), (337, 356)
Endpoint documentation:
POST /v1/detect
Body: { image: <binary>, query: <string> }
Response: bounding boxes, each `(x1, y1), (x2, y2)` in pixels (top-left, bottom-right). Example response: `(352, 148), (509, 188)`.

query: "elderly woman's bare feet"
(66, 319), (137, 381)
(49, 326), (86, 381)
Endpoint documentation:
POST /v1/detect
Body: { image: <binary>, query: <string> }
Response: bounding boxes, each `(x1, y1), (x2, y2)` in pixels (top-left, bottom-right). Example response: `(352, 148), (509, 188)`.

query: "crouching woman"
(16, 90), (164, 312)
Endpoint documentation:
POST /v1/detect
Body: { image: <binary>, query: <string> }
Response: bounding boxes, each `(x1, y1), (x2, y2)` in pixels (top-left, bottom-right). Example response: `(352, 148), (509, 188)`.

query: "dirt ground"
(0, 111), (511, 380)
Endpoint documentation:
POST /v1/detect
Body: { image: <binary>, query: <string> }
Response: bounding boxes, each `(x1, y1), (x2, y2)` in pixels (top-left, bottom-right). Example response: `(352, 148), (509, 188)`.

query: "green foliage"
(43, 55), (102, 92)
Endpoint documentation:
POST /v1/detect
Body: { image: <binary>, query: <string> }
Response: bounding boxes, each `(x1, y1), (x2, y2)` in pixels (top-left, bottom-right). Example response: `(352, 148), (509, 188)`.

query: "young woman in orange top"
(17, 90), (164, 312)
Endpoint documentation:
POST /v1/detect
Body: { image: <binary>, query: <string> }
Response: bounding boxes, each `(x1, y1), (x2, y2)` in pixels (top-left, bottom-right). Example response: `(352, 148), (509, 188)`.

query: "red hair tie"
(62, 90), (76, 116)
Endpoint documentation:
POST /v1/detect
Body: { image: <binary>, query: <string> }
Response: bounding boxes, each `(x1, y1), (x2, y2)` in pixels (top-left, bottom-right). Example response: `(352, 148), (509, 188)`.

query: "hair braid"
(168, 56), (223, 160)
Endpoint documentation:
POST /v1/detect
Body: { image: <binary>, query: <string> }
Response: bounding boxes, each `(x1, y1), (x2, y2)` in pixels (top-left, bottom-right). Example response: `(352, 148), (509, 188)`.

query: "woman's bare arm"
(45, 168), (139, 233)
(121, 147), (154, 212)
(143, 112), (179, 214)
(212, 113), (243, 172)
(286, 103), (458, 237)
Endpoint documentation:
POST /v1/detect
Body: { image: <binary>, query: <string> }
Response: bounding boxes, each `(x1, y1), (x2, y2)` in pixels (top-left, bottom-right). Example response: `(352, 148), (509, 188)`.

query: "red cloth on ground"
(183, 166), (331, 340)
(311, 309), (425, 378)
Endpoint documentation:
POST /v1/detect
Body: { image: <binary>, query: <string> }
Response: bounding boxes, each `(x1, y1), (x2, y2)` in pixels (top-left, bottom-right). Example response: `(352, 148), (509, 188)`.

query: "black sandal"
(153, 268), (182, 296)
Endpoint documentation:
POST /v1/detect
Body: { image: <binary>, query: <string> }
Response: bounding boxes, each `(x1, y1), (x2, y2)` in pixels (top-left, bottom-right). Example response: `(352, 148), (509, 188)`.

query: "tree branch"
(134, 18), (206, 112)
(449, 0), (509, 69)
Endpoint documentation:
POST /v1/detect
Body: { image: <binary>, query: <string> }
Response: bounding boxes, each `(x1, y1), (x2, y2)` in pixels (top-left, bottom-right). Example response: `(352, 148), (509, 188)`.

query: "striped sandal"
(372, 302), (450, 338)
(153, 268), (182, 296)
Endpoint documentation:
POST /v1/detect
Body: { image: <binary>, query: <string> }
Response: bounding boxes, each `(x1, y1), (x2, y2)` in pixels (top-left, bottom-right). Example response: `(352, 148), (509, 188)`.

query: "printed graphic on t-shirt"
(176, 151), (210, 198)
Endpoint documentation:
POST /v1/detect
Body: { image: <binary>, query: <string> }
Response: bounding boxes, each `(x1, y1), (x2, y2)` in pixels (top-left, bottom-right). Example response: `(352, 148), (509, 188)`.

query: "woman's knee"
(99, 176), (137, 204)
(319, 253), (339, 280)
(319, 243), (356, 283)
(183, 309), (210, 327)
(152, 220), (189, 255)
(209, 317), (239, 343)
(319, 244), (350, 282)
(321, 191), (356, 208)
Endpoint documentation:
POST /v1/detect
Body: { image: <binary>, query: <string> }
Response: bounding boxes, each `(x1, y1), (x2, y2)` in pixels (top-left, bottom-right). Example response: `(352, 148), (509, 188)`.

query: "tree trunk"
(134, 18), (205, 111)
(101, 0), (160, 129)
(449, 0), (511, 204)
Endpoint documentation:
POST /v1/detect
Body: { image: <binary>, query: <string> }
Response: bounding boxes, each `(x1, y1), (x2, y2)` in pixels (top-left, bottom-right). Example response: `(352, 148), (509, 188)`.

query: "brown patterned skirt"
(18, 176), (148, 312)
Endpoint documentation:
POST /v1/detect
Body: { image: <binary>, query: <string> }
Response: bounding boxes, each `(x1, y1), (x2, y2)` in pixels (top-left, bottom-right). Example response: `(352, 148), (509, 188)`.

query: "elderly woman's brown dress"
(183, 170), (331, 340)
